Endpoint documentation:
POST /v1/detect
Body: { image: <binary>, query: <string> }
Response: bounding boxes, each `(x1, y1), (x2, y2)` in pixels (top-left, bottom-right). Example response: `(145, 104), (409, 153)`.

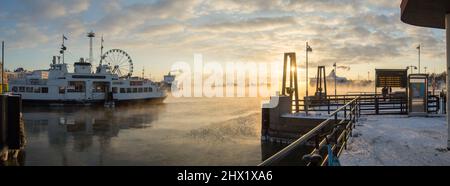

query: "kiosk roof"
(401, 0), (450, 29)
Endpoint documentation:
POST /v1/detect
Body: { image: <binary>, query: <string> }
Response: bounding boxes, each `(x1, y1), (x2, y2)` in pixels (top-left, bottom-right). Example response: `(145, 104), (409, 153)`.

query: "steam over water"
(21, 84), (373, 165)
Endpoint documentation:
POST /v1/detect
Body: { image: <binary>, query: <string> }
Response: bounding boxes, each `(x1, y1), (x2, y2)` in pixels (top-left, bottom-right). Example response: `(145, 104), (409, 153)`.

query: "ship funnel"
(87, 31), (95, 64)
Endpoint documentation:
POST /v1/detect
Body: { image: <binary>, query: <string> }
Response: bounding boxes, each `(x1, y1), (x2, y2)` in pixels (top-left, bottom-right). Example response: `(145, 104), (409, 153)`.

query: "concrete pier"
(261, 94), (335, 143)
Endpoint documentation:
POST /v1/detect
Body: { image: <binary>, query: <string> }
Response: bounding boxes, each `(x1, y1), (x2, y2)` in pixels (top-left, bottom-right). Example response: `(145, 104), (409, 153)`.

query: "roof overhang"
(400, 0), (450, 29)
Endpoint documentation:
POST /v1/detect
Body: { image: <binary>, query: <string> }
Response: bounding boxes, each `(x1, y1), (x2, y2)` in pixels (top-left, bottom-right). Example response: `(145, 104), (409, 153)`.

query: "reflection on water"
(23, 96), (264, 165)
(22, 84), (373, 166)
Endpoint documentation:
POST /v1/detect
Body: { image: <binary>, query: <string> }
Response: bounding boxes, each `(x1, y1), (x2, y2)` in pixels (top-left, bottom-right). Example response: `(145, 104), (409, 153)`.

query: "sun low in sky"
(0, 0), (446, 81)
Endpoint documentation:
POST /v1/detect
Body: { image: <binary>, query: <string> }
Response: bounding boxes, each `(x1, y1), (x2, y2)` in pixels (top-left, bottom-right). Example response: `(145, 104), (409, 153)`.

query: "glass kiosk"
(408, 74), (428, 116)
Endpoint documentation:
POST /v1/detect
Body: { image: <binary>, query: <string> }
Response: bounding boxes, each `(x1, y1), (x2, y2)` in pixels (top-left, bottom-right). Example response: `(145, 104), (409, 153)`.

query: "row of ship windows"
(114, 87), (154, 93)
(12, 86), (49, 93)
(11, 86), (154, 94)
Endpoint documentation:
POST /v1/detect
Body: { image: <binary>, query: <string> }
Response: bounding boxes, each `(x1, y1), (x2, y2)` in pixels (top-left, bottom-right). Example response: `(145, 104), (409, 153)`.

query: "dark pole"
(1, 41), (4, 94)
(62, 35), (65, 64)
(100, 35), (104, 65)
(305, 42), (309, 115)
(418, 45), (421, 74)
(293, 54), (299, 113)
(282, 53), (287, 96)
(334, 63), (337, 98)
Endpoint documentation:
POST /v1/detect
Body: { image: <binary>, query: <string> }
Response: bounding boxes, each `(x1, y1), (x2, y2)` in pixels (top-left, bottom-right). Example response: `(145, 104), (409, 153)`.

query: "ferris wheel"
(102, 49), (134, 78)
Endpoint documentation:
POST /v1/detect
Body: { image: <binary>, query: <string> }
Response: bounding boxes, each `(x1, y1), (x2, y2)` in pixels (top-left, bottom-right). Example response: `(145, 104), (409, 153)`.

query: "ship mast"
(60, 34), (67, 64)
(87, 31), (95, 63)
(100, 35), (104, 65)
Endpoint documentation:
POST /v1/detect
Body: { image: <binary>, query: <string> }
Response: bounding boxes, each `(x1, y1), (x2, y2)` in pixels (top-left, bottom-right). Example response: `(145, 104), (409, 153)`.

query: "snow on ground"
(282, 111), (331, 119)
(340, 115), (450, 166)
(282, 110), (350, 119)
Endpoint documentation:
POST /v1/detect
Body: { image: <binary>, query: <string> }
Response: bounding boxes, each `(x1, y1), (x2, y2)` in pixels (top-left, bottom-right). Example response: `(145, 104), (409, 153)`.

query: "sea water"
(21, 84), (374, 165)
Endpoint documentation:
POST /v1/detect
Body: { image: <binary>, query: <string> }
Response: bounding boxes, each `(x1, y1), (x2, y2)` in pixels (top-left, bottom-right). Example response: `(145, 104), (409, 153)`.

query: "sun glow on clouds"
(0, 0), (445, 80)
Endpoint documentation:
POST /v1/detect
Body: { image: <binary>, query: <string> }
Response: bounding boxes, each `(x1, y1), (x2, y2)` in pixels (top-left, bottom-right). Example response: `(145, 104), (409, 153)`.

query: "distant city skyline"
(0, 0), (446, 81)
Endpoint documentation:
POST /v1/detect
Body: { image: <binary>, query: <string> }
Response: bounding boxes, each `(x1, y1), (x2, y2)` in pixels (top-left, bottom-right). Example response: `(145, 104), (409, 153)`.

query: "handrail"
(258, 118), (332, 166)
(259, 96), (360, 166)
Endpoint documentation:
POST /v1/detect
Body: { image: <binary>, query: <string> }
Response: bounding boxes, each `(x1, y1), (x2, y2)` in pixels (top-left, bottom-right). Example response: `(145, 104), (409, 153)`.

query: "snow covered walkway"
(340, 115), (450, 166)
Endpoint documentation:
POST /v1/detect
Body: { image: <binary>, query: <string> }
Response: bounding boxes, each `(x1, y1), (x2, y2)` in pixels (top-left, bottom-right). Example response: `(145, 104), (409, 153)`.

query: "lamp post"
(305, 42), (312, 115)
(417, 44), (421, 73)
(333, 63), (337, 98)
(406, 65), (417, 74)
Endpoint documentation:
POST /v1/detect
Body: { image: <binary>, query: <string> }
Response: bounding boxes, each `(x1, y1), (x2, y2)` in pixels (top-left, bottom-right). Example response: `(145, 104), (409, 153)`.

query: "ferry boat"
(161, 72), (175, 91)
(8, 32), (166, 105)
(163, 72), (175, 87)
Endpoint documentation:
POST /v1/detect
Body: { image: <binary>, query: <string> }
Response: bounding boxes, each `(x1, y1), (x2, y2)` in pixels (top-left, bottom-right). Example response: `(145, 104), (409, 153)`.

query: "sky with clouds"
(0, 0), (446, 80)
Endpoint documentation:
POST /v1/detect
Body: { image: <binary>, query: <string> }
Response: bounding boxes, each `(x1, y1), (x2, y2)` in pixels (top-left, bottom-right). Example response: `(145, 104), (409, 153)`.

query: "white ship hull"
(9, 76), (167, 105)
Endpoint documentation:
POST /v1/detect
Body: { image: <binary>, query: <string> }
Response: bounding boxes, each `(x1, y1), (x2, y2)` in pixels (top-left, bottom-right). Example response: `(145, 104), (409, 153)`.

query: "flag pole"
(334, 63), (337, 99)
(305, 42), (312, 115)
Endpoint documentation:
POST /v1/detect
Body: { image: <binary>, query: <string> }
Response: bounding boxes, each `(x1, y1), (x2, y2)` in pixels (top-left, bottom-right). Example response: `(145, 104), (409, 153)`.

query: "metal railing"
(428, 95), (440, 114)
(259, 96), (360, 166)
(291, 93), (413, 115)
(293, 93), (443, 115)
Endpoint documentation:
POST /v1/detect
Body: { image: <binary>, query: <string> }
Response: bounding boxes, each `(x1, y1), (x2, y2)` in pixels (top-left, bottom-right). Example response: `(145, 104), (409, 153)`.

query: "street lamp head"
(407, 65), (418, 69)
(306, 42), (312, 52)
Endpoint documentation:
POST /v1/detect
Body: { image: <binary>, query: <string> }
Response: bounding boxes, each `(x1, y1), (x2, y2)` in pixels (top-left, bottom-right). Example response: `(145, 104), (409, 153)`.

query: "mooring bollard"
(375, 97), (379, 115)
(261, 108), (270, 140)
(0, 94), (25, 163)
(1, 95), (7, 155)
(6, 95), (24, 149)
